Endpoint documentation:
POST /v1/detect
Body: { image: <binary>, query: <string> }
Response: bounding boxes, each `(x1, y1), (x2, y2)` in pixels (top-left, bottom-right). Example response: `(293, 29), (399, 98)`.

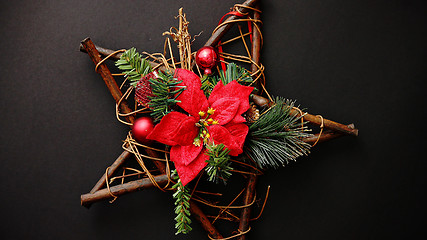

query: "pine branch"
(201, 74), (220, 97)
(115, 48), (152, 86)
(219, 63), (253, 86)
(245, 97), (312, 169)
(205, 143), (233, 184)
(172, 170), (192, 235)
(201, 63), (254, 97)
(148, 71), (185, 122)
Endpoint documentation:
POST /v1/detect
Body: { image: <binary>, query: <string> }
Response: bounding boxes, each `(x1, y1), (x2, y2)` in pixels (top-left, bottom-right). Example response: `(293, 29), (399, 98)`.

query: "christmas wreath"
(80, 1), (358, 238)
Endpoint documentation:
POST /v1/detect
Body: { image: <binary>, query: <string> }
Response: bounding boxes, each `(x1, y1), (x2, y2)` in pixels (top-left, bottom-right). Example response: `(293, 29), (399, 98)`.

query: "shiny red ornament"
(195, 46), (218, 75)
(132, 117), (154, 144)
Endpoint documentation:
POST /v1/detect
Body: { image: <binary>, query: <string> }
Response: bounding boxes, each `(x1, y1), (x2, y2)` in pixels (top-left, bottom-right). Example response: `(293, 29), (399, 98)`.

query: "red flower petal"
(210, 97), (240, 125)
(208, 123), (248, 156)
(147, 111), (198, 146)
(171, 143), (204, 166)
(174, 149), (209, 186)
(209, 80), (253, 123)
(223, 122), (249, 155)
(175, 69), (209, 118)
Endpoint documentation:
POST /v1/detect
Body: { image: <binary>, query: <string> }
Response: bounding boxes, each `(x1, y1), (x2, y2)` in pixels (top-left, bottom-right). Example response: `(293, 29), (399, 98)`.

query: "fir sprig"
(148, 70), (185, 122)
(219, 63), (253, 86)
(201, 74), (220, 97)
(205, 143), (233, 184)
(115, 48), (152, 86)
(171, 170), (192, 235)
(201, 63), (254, 97)
(245, 97), (312, 169)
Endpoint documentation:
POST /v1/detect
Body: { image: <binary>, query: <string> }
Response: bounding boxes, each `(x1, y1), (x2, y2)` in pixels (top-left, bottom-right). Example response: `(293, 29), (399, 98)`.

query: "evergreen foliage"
(201, 74), (220, 97)
(148, 71), (185, 122)
(201, 63), (254, 97)
(171, 170), (192, 235)
(219, 62), (253, 86)
(115, 48), (152, 86)
(245, 97), (311, 169)
(205, 143), (233, 184)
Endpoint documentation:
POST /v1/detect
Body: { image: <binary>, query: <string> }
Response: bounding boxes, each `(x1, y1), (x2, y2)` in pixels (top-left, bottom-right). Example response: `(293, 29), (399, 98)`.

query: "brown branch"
(80, 43), (123, 60)
(251, 94), (359, 136)
(81, 174), (169, 206)
(204, 0), (260, 47)
(238, 5), (262, 240)
(80, 38), (223, 239)
(238, 174), (258, 240)
(250, 6), (262, 95)
(303, 130), (342, 144)
(80, 38), (167, 170)
(190, 202), (223, 239)
(80, 38), (135, 124)
(79, 42), (164, 71)
(82, 145), (132, 209)
(89, 145), (132, 195)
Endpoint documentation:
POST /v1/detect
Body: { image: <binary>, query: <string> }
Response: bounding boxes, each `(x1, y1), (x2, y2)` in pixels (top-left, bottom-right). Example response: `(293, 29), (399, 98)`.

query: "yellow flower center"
(207, 107), (215, 115)
(193, 108), (218, 146)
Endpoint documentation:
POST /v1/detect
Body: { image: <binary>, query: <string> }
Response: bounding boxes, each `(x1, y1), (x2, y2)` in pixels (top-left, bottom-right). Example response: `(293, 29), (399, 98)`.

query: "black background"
(1, 0), (426, 239)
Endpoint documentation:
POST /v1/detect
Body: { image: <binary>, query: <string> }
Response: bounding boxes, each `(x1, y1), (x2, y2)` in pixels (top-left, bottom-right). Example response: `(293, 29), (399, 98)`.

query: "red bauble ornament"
(132, 117), (154, 144)
(195, 46), (218, 75)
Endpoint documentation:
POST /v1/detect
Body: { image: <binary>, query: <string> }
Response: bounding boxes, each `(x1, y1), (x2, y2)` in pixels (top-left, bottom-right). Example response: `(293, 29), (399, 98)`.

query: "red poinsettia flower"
(147, 69), (253, 186)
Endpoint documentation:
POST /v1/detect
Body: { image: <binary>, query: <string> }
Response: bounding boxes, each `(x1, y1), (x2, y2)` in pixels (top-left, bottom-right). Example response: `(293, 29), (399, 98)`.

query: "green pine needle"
(201, 74), (220, 97)
(148, 70), (185, 122)
(219, 62), (253, 86)
(205, 143), (233, 184)
(201, 63), (254, 97)
(245, 97), (312, 169)
(171, 171), (192, 235)
(115, 48), (152, 86)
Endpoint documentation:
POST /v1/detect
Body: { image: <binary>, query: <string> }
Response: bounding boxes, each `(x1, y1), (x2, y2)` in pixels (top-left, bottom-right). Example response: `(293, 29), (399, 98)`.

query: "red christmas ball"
(132, 117), (154, 144)
(195, 46), (218, 75)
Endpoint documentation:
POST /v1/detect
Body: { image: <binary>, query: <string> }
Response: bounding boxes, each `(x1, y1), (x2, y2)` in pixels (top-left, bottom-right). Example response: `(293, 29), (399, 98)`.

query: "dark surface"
(1, 0), (426, 239)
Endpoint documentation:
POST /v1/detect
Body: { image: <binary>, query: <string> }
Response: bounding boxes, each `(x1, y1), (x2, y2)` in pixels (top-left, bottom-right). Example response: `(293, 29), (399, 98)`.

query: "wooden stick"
(80, 42), (166, 71)
(82, 146), (133, 209)
(80, 42), (123, 60)
(250, 6), (262, 70)
(250, 7), (262, 95)
(80, 38), (223, 239)
(238, 5), (262, 239)
(89, 146), (132, 195)
(190, 202), (224, 239)
(204, 0), (260, 47)
(80, 38), (135, 124)
(250, 94), (359, 136)
(80, 38), (167, 170)
(303, 130), (343, 144)
(238, 174), (257, 239)
(81, 175), (223, 238)
(81, 174), (169, 206)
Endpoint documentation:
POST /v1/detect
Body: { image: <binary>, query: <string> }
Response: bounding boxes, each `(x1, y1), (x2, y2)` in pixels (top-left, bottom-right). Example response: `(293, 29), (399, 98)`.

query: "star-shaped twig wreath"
(79, 0), (358, 239)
